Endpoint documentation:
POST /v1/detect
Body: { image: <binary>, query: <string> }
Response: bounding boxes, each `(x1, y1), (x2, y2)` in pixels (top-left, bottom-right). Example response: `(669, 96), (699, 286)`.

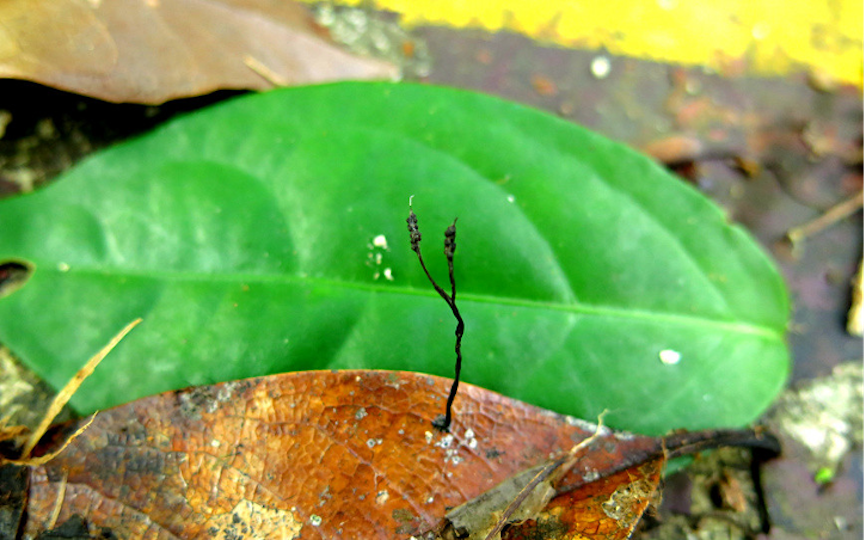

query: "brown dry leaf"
(433, 420), (611, 540)
(0, 0), (397, 104)
(503, 459), (664, 540)
(11, 370), (673, 539)
(4, 371), (778, 539)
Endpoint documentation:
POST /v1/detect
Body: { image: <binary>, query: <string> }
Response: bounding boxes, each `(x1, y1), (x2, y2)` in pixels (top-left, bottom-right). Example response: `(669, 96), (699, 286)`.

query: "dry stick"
(407, 203), (464, 431)
(243, 55), (288, 87)
(9, 414), (98, 467)
(20, 318), (142, 459)
(787, 190), (864, 244)
(554, 426), (781, 496)
(47, 469), (68, 530)
(848, 260), (863, 336)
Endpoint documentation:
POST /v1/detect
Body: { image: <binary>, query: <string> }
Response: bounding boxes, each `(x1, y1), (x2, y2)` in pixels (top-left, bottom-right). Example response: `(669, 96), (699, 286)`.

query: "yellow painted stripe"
(319, 0), (863, 87)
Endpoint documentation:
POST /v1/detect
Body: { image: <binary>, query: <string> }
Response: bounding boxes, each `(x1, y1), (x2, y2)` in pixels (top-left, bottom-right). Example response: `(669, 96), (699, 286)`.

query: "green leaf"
(0, 82), (789, 435)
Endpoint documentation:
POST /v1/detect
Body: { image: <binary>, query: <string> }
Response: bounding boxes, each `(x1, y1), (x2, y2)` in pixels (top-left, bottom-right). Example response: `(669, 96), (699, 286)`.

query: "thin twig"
(662, 427), (781, 460)
(848, 260), (863, 336)
(47, 469), (68, 530)
(21, 318), (141, 458)
(787, 190), (864, 245)
(554, 426), (780, 495)
(6, 413), (99, 467)
(243, 55), (287, 87)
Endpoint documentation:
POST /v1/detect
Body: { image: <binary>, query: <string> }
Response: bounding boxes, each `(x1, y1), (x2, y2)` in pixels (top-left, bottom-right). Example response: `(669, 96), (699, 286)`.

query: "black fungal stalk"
(407, 202), (464, 432)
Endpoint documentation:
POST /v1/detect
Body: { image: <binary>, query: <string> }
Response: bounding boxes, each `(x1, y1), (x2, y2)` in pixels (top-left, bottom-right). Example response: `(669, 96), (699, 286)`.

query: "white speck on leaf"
(372, 234), (389, 249)
(435, 434), (454, 448)
(659, 349), (682, 365)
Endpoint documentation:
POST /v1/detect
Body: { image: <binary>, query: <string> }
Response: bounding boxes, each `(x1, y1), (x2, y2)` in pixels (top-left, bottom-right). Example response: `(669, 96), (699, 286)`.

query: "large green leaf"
(0, 82), (788, 435)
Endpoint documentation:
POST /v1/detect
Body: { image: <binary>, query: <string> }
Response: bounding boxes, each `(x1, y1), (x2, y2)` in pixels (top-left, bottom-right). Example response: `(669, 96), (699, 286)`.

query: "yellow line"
(317, 0), (863, 87)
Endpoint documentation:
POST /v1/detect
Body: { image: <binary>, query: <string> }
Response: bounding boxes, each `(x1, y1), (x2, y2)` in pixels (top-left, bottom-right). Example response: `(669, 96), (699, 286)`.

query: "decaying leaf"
(502, 459), (664, 540)
(0, 371), (777, 539)
(0, 0), (397, 104)
(432, 419), (608, 540)
(437, 461), (560, 540)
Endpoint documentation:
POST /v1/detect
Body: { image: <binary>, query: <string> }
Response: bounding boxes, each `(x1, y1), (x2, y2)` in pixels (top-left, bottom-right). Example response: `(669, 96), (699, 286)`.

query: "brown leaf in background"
(11, 370), (671, 539)
(0, 0), (397, 104)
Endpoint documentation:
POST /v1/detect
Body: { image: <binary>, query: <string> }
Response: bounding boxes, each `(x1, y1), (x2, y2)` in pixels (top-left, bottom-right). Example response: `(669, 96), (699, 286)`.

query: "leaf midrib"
(35, 265), (784, 340)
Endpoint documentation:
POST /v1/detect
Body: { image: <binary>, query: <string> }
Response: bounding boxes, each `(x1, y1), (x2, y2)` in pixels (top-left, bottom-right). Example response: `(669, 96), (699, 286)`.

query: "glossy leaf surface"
(0, 82), (789, 434)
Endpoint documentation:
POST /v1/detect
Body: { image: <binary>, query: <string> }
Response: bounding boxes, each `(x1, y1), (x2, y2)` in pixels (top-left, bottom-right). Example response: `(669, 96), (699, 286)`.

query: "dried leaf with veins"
(0, 370), (778, 539)
(0, 0), (397, 104)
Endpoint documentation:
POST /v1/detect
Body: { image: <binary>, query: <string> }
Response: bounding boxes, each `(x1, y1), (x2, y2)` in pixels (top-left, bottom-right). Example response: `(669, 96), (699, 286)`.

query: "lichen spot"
(366, 438), (383, 448)
(207, 499), (302, 539)
(463, 428), (478, 450)
(435, 434), (454, 448)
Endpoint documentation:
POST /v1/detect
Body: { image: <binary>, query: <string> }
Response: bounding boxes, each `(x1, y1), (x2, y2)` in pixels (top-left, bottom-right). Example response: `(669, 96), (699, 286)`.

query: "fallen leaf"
(0, 0), (397, 104)
(0, 464), (27, 536)
(4, 371), (777, 539)
(502, 459), (664, 540)
(428, 421), (610, 540)
(12, 371), (656, 538)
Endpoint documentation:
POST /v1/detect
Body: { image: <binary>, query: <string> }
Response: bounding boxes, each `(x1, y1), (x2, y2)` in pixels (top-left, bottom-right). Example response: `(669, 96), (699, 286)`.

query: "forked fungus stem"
(407, 202), (464, 432)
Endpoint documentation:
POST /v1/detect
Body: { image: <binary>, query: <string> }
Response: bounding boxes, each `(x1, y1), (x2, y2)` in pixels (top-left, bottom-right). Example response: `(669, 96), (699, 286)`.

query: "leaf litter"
(0, 368), (778, 539)
(0, 0), (397, 104)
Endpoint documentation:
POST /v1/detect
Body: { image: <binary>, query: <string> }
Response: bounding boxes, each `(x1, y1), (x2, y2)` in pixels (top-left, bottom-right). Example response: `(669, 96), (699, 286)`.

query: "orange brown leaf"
(502, 459), (664, 540)
(17, 370), (666, 539)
